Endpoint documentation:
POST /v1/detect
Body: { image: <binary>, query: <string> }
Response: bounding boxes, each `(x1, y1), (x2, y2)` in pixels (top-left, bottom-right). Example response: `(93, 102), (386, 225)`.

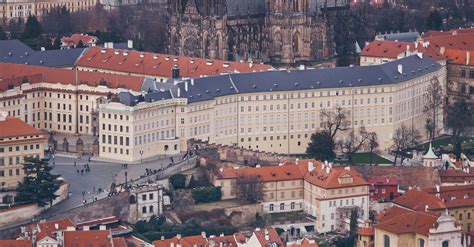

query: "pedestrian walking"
(74, 161), (76, 167)
(77, 169), (80, 174)
(81, 169), (84, 175)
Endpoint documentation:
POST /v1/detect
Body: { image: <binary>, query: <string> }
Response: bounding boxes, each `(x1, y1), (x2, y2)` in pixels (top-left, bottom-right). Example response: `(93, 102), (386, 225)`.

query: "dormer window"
(338, 174), (353, 184)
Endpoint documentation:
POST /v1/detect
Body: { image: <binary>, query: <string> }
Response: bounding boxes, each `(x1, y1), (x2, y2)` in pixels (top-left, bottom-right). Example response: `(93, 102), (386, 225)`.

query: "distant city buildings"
(368, 176), (399, 202)
(0, 0), (98, 24)
(61, 34), (98, 49)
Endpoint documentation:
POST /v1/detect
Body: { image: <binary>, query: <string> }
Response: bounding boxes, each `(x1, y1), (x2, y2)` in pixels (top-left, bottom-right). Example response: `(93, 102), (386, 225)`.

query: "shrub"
(169, 173), (186, 189)
(191, 186), (222, 204)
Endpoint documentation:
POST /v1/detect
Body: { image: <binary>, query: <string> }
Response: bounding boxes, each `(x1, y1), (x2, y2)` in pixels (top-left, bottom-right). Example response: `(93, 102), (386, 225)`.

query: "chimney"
(127, 40), (133, 49)
(308, 161), (314, 172)
(184, 81), (188, 92)
(177, 88), (181, 97)
(170, 243), (174, 247)
(325, 166), (330, 174)
(467, 51), (471, 65)
(99, 225), (106, 230)
(435, 184), (440, 193)
(190, 78), (194, 86)
(172, 65), (180, 79)
(425, 205), (428, 212)
(161, 236), (165, 240)
(415, 42), (418, 49)
(329, 162), (332, 169)
(201, 231), (206, 239)
(397, 64), (403, 74)
(440, 46), (446, 55)
(176, 234), (182, 240)
(296, 158), (299, 164)
(344, 167), (350, 171)
(54, 223), (59, 230)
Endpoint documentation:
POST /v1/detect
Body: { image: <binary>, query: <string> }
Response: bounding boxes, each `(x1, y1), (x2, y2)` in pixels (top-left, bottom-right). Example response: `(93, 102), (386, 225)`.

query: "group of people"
(76, 163), (91, 175)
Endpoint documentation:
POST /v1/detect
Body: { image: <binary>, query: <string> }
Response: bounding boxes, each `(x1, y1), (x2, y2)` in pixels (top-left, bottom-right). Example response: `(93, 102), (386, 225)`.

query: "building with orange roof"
(75, 46), (273, 81)
(245, 228), (284, 247)
(61, 34), (98, 49)
(442, 48), (474, 104)
(356, 220), (374, 247)
(63, 229), (113, 247)
(360, 40), (446, 66)
(0, 62), (148, 137)
(0, 240), (32, 247)
(287, 238), (319, 247)
(153, 232), (232, 247)
(0, 112), (47, 197)
(214, 159), (369, 233)
(439, 169), (474, 186)
(374, 206), (462, 247)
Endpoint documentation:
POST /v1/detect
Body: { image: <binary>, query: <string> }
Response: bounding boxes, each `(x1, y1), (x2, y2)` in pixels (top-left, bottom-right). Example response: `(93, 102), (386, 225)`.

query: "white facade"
(133, 185), (164, 221)
(428, 213), (463, 247)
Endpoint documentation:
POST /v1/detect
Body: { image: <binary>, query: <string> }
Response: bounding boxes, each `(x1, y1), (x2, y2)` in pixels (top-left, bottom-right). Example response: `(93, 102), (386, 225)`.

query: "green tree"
(15, 157), (60, 207)
(306, 131), (336, 161)
(426, 10), (443, 30)
(22, 15), (42, 40)
(187, 175), (198, 189)
(169, 173), (186, 189)
(76, 40), (85, 48)
(349, 208), (359, 236)
(0, 25), (7, 40)
(454, 142), (462, 161)
(191, 186), (222, 204)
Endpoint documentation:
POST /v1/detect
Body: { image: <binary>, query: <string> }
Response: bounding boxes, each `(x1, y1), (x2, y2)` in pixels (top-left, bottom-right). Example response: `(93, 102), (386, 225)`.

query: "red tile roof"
(439, 170), (474, 184)
(253, 228), (284, 247)
(392, 188), (446, 211)
(0, 116), (45, 139)
(444, 49), (473, 66)
(360, 40), (445, 61)
(216, 159), (368, 189)
(208, 235), (237, 246)
(358, 227), (375, 236)
(76, 47), (272, 79)
(304, 163), (369, 189)
(0, 63), (145, 92)
(423, 184), (474, 209)
(421, 28), (474, 38)
(287, 238), (319, 247)
(112, 238), (127, 247)
(368, 176), (398, 186)
(425, 33), (474, 51)
(62, 34), (97, 46)
(35, 218), (75, 241)
(375, 206), (438, 236)
(0, 240), (32, 247)
(216, 161), (308, 182)
(63, 230), (112, 247)
(154, 235), (207, 247)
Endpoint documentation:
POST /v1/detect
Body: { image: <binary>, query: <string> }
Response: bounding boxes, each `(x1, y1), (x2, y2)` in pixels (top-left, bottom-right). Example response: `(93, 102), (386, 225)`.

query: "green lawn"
(351, 152), (392, 165)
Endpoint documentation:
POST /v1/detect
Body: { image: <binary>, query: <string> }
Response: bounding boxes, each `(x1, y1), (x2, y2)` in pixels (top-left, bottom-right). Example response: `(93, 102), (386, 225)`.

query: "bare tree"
(236, 174), (264, 203)
(447, 98), (473, 145)
(337, 127), (371, 165)
(391, 124), (421, 165)
(367, 132), (379, 165)
(423, 76), (444, 141)
(321, 107), (350, 139)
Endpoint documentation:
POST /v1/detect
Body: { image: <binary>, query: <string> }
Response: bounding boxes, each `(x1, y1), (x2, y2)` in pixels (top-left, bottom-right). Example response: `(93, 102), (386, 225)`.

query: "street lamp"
(124, 171), (128, 191)
(139, 150), (144, 163)
(82, 191), (86, 203)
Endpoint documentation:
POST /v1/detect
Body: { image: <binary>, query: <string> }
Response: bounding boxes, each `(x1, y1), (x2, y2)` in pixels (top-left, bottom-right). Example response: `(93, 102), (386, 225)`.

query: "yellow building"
(0, 112), (47, 203)
(97, 54), (447, 162)
(213, 159), (370, 233)
(0, 0), (97, 24)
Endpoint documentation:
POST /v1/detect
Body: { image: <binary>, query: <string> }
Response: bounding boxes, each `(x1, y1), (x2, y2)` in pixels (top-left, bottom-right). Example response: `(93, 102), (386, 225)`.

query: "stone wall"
(354, 166), (441, 190)
(0, 204), (42, 227)
(50, 192), (131, 223)
(190, 139), (293, 166)
(224, 203), (262, 226)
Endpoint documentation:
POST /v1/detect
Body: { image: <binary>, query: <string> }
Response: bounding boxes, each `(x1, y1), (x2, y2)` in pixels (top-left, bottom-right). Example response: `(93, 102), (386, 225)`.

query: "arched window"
(293, 32), (300, 53)
(442, 240), (449, 247)
(280, 203), (285, 211)
(269, 204), (274, 211)
(142, 206), (147, 214)
(418, 238), (425, 247)
(164, 145), (169, 151)
(384, 235), (390, 247)
(291, 202), (295, 210)
(274, 32), (282, 53)
(149, 205), (154, 213)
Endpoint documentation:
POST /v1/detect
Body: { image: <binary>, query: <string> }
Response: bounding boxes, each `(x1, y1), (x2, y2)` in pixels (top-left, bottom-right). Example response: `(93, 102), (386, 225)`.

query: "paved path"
(44, 153), (184, 218)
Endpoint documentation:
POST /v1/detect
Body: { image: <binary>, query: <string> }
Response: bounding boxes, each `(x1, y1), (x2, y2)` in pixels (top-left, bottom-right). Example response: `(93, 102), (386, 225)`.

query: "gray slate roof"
(115, 54), (442, 106)
(180, 54), (441, 103)
(375, 32), (421, 42)
(225, 0), (265, 17)
(0, 39), (86, 68)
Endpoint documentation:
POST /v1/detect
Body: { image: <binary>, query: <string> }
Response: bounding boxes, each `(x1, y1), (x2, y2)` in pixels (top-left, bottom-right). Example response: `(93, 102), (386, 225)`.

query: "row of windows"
(0, 154), (40, 166)
(102, 135), (130, 146)
(268, 201), (302, 211)
(0, 168), (21, 177)
(0, 144), (40, 153)
(268, 190), (303, 199)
